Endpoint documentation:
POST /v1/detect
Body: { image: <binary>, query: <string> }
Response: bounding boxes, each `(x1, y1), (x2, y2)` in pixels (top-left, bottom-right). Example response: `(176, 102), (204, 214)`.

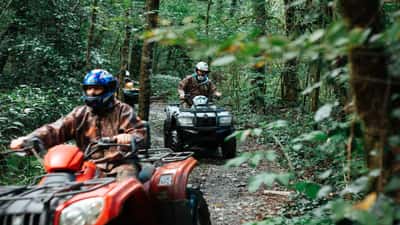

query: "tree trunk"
(85, 0), (98, 70)
(205, 0), (212, 64)
(310, 58), (322, 112)
(129, 39), (142, 80)
(151, 43), (159, 75)
(0, 23), (17, 74)
(250, 0), (267, 113)
(282, 0), (300, 103)
(230, 0), (238, 17)
(282, 59), (300, 102)
(138, 0), (159, 120)
(119, 7), (132, 100)
(339, 0), (400, 198)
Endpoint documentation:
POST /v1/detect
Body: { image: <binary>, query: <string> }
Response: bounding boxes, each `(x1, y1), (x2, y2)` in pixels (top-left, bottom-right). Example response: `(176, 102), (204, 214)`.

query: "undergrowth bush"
(0, 83), (80, 184)
(152, 74), (181, 101)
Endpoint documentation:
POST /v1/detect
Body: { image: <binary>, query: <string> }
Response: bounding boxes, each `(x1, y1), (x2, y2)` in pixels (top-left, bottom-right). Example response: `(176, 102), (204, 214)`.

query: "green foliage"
(1, 0), (400, 224)
(0, 83), (80, 184)
(151, 74), (180, 100)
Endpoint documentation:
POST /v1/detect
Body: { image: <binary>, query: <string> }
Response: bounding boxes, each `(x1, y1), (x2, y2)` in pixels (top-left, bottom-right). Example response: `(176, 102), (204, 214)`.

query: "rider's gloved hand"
(179, 94), (185, 100)
(10, 137), (27, 150)
(113, 134), (133, 144)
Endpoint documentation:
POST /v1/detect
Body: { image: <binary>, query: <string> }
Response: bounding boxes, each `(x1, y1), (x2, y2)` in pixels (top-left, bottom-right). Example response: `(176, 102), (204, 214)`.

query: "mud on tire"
(187, 188), (212, 225)
(221, 137), (237, 159)
(164, 122), (183, 151)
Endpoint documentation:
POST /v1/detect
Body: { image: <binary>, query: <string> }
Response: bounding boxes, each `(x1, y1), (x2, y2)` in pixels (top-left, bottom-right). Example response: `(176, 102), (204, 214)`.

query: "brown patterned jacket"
(178, 75), (218, 105)
(22, 99), (145, 175)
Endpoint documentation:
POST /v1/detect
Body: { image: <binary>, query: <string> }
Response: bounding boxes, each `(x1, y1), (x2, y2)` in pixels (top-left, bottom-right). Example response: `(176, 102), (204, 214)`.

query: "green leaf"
(269, 36), (288, 47)
(249, 152), (263, 166)
(275, 173), (291, 186)
(341, 176), (369, 195)
(295, 181), (321, 199)
(350, 210), (378, 225)
(12, 121), (25, 127)
(384, 176), (400, 192)
(293, 131), (328, 143)
(249, 173), (278, 192)
(211, 55), (236, 66)
(264, 150), (277, 161)
(314, 104), (333, 122)
(264, 120), (288, 130)
(292, 144), (303, 151)
(317, 185), (332, 199)
(318, 169), (332, 179)
(252, 128), (262, 136)
(225, 153), (250, 167)
(309, 29), (325, 43)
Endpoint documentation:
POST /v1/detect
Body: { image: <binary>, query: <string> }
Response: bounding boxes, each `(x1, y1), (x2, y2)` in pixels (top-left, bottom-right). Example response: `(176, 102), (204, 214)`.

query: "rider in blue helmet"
(11, 69), (146, 180)
(82, 69), (118, 112)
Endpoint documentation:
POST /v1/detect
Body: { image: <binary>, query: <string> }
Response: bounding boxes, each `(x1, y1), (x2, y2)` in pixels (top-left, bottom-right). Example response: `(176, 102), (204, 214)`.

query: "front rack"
(0, 178), (114, 202)
(138, 148), (194, 163)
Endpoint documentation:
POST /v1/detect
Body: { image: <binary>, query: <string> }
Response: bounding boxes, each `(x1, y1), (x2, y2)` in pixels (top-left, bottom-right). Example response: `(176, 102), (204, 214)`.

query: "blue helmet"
(82, 69), (118, 111)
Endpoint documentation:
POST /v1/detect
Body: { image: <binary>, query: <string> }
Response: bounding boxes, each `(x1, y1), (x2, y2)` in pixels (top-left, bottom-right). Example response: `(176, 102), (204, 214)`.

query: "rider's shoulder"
(184, 75), (194, 80)
(114, 99), (134, 111)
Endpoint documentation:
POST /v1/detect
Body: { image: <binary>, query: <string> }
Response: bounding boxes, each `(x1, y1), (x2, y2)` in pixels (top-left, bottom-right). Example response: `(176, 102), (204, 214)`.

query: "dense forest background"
(1, 0), (400, 224)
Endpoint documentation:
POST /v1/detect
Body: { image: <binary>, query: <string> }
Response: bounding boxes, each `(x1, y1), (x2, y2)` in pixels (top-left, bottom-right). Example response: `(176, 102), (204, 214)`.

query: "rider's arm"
(10, 107), (82, 150)
(209, 81), (221, 97)
(178, 77), (189, 99)
(117, 104), (146, 145)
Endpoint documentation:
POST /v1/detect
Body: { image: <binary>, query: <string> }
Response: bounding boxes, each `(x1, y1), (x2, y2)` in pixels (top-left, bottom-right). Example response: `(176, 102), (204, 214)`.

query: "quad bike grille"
(196, 117), (216, 127)
(0, 213), (47, 225)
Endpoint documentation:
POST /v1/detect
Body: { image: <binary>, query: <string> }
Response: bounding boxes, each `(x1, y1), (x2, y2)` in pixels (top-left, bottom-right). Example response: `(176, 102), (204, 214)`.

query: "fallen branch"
(263, 190), (292, 196)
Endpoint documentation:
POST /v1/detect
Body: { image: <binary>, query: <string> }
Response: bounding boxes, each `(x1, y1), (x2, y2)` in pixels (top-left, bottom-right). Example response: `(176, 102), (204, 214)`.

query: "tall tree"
(250, 0), (267, 113)
(119, 5), (132, 99)
(282, 0), (300, 103)
(138, 0), (160, 120)
(338, 0), (400, 198)
(86, 0), (98, 70)
(0, 23), (17, 74)
(230, 0), (238, 17)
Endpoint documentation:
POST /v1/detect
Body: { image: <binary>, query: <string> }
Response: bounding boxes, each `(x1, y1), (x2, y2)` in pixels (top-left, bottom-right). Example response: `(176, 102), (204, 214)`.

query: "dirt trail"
(149, 101), (289, 225)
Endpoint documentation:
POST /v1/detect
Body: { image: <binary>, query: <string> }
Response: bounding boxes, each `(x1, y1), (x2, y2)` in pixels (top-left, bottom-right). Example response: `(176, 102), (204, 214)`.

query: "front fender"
(149, 157), (197, 201)
(54, 178), (154, 225)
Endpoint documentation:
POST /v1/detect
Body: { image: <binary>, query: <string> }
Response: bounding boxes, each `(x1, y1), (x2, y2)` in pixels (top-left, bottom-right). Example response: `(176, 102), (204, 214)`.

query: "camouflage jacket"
(23, 99), (145, 160)
(178, 74), (218, 99)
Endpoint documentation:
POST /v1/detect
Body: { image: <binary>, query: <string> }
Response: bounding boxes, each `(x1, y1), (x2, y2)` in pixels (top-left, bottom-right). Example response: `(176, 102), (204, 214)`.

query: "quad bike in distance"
(163, 95), (237, 159)
(0, 137), (211, 225)
(123, 86), (139, 107)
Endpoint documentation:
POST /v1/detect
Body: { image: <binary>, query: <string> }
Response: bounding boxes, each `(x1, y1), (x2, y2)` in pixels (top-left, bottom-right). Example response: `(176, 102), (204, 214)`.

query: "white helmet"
(195, 61), (209, 72)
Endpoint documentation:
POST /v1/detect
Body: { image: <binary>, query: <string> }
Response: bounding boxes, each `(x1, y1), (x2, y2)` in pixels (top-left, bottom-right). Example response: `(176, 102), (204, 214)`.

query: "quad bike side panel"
(149, 157), (197, 200)
(54, 178), (155, 225)
(44, 144), (84, 172)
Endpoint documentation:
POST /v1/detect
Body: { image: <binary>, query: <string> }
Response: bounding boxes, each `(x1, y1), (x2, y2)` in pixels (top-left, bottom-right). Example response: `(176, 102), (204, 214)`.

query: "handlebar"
(2, 137), (45, 164)
(84, 137), (137, 160)
(4, 137), (137, 162)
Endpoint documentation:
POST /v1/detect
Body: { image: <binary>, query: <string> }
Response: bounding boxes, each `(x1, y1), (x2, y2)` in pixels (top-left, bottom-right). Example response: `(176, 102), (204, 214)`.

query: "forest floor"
(148, 101), (290, 225)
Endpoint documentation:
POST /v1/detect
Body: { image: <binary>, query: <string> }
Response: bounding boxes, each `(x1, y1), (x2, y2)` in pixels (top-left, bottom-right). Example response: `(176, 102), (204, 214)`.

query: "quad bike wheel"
(221, 137), (237, 159)
(163, 121), (171, 148)
(164, 122), (183, 151)
(187, 188), (212, 225)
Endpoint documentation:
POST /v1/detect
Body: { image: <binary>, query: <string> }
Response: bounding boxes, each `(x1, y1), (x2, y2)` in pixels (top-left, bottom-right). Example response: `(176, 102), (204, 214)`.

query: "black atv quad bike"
(163, 95), (236, 159)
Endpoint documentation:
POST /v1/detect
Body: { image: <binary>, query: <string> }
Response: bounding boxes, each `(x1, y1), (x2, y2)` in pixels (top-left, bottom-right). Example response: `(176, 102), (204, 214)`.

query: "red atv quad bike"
(0, 138), (211, 225)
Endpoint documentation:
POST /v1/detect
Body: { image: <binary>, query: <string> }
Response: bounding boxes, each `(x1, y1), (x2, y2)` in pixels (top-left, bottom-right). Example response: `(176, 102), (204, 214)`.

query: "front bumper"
(178, 126), (234, 148)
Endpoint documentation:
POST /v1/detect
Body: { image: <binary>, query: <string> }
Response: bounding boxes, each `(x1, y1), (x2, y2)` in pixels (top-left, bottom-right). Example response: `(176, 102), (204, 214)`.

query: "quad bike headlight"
(178, 117), (194, 126)
(59, 197), (104, 225)
(219, 116), (232, 125)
